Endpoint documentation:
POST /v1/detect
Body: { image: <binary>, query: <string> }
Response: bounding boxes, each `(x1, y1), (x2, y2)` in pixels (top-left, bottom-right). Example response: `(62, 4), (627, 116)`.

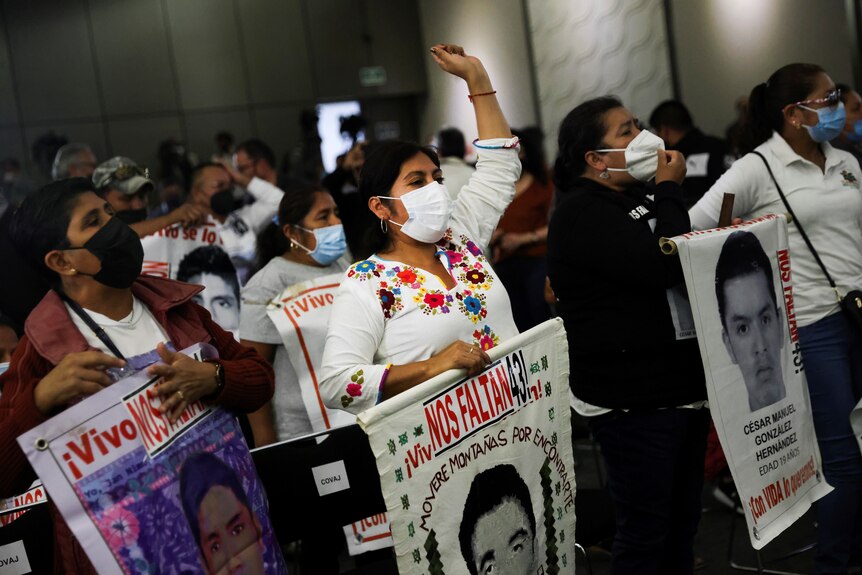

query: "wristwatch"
(207, 360), (226, 398)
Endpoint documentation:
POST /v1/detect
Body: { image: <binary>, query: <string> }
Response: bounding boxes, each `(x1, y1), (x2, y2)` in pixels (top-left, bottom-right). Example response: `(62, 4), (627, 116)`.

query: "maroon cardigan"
(0, 275), (274, 574)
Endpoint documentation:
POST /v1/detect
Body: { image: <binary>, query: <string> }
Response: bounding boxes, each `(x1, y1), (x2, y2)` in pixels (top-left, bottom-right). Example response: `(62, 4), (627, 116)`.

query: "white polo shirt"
(690, 131), (862, 327)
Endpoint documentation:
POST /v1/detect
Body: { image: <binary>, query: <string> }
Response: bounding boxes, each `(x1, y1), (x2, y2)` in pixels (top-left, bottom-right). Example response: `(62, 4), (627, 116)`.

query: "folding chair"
(251, 424), (397, 573)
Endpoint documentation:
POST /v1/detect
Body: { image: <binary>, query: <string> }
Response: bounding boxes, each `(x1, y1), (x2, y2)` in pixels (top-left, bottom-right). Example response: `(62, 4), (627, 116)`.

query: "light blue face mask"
(799, 101), (846, 142)
(294, 223), (347, 265)
(846, 119), (862, 143)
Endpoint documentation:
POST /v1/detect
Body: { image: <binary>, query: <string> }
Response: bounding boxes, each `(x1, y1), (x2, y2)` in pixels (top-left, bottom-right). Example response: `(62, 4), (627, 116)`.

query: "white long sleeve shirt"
(320, 138), (522, 414)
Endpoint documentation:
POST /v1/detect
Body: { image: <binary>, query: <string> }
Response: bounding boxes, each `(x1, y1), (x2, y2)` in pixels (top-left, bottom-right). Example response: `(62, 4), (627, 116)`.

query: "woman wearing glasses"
(691, 64), (862, 573)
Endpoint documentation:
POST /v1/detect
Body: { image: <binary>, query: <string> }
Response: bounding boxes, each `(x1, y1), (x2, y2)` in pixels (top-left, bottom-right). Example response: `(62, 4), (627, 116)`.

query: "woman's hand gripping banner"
(358, 318), (576, 575)
(17, 344), (288, 575)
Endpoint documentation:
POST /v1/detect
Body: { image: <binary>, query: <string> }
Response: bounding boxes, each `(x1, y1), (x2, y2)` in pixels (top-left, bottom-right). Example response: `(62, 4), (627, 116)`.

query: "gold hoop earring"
(380, 219), (388, 233)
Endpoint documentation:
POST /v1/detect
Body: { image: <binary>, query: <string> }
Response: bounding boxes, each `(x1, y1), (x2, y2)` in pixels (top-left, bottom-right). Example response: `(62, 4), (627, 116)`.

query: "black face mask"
(65, 217), (144, 289)
(210, 189), (235, 216)
(115, 208), (148, 225)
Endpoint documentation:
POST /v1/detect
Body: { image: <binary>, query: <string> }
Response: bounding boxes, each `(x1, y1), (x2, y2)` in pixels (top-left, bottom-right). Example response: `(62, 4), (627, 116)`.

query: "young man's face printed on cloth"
(716, 231), (787, 412)
(196, 485), (265, 575)
(189, 272), (240, 333)
(469, 497), (536, 575)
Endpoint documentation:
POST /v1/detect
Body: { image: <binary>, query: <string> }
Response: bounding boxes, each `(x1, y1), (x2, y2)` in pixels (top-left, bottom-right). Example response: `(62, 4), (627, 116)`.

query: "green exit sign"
(359, 66), (387, 87)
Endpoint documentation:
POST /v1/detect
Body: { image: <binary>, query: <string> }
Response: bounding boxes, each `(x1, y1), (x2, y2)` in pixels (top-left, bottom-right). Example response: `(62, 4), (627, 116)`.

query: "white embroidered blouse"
(320, 138), (522, 414)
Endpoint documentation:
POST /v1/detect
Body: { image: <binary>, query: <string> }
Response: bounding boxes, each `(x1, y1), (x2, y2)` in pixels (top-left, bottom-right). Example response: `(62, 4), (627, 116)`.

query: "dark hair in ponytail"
(741, 63), (824, 154)
(255, 182), (324, 270)
(359, 141), (439, 255)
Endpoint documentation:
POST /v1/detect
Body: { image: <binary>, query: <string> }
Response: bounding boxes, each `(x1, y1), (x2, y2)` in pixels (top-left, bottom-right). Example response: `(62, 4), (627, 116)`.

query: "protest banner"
(266, 274), (356, 433)
(17, 344), (287, 575)
(0, 483), (46, 529)
(0, 482), (52, 575)
(669, 214), (832, 549)
(141, 220), (240, 334)
(342, 512), (394, 556)
(267, 275), (389, 555)
(358, 318), (576, 575)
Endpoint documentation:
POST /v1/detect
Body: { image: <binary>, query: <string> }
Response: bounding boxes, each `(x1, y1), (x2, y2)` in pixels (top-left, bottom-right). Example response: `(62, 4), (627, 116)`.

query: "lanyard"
(58, 291), (127, 360)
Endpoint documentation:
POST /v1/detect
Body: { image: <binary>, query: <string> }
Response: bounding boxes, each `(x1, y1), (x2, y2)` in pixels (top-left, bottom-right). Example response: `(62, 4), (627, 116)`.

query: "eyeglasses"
(786, 89), (842, 111)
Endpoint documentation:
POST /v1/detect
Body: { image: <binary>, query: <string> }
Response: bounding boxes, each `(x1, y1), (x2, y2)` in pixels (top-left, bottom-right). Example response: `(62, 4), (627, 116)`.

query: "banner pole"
(718, 192), (736, 227)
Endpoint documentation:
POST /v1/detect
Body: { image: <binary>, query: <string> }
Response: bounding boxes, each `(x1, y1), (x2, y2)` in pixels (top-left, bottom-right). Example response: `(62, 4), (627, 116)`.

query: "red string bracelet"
(468, 90), (497, 102)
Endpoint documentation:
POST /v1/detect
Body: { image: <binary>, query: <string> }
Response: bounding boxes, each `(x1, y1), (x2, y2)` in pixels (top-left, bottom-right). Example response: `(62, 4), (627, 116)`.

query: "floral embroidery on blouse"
(441, 249), (464, 266)
(377, 282), (403, 319)
(347, 259), (385, 281)
(459, 234), (484, 258)
(456, 289), (487, 323)
(385, 266), (426, 289)
(414, 288), (454, 315)
(459, 264), (493, 291)
(473, 325), (500, 351)
(341, 368), (366, 408)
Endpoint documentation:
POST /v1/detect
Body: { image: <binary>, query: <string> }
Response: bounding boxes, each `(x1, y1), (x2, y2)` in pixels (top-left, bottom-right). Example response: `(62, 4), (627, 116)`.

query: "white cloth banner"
(358, 318), (576, 574)
(672, 214), (831, 549)
(268, 275), (391, 556)
(141, 220), (241, 334)
(266, 273), (355, 433)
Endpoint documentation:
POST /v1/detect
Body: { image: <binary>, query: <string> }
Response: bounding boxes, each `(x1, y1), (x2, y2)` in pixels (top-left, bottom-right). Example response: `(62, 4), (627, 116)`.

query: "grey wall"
(417, 0), (539, 145)
(670, 0), (854, 138)
(526, 0), (674, 160)
(0, 0), (426, 182)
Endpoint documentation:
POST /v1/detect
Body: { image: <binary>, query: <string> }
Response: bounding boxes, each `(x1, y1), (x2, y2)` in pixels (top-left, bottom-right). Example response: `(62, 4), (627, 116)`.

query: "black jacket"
(547, 177), (706, 409)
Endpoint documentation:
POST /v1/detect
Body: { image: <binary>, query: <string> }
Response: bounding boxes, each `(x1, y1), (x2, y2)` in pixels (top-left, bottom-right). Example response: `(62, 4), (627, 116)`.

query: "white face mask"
(596, 129), (665, 182)
(378, 181), (454, 243)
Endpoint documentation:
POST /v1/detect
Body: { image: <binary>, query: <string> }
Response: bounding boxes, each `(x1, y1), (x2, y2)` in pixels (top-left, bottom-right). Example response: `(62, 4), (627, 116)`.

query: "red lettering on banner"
(61, 419), (141, 481)
(66, 434), (94, 467)
(421, 350), (530, 456)
(311, 295), (327, 308)
(141, 260), (170, 278)
(464, 383), (482, 428)
(778, 249), (792, 283)
(762, 481), (784, 508)
(287, 292), (337, 319)
(126, 391), (167, 448)
(122, 379), (210, 457)
(679, 214), (781, 240)
(424, 394), (460, 453)
(0, 486), (47, 527)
